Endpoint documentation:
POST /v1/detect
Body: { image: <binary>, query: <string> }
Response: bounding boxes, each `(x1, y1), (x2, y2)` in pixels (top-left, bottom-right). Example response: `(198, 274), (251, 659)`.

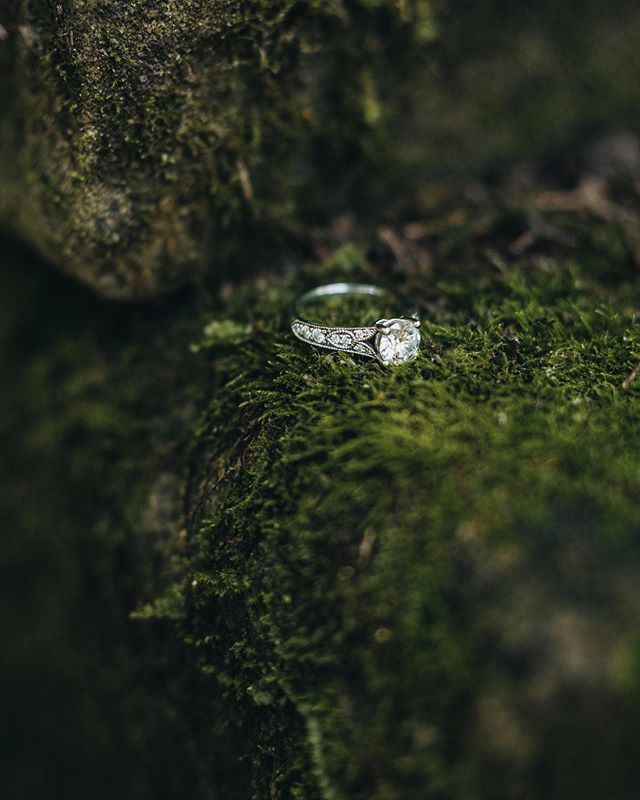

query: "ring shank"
(293, 282), (389, 323)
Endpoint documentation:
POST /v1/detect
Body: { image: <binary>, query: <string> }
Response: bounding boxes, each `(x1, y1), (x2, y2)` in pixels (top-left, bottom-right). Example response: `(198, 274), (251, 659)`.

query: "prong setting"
(374, 318), (421, 365)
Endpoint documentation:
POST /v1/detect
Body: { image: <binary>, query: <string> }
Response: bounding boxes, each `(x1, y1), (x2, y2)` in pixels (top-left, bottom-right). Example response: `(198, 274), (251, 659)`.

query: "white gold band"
(291, 283), (421, 366)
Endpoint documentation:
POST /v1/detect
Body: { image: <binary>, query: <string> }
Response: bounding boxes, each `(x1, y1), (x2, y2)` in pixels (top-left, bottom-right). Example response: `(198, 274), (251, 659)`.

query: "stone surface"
(0, 0), (435, 298)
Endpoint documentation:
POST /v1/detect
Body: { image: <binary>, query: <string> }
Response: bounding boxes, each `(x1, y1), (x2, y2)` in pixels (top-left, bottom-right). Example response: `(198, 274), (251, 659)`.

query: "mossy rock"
(4, 1), (640, 797)
(5, 164), (640, 795)
(170, 232), (640, 799)
(4, 0), (640, 299)
(0, 0), (434, 298)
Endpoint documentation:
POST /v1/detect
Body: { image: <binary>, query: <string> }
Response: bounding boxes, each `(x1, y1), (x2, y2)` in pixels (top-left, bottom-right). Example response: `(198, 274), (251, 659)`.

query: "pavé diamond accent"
(293, 320), (377, 355)
(330, 332), (352, 348)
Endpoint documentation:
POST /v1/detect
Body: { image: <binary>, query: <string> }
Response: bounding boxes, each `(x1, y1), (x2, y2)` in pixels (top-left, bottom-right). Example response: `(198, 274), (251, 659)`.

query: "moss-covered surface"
(170, 209), (640, 798)
(3, 0), (640, 298)
(0, 0), (434, 298)
(0, 241), (223, 799)
(3, 1), (640, 796)
(5, 140), (640, 796)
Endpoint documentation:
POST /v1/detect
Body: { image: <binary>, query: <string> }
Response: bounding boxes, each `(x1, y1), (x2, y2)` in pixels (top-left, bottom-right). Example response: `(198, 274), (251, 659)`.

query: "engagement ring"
(291, 283), (421, 366)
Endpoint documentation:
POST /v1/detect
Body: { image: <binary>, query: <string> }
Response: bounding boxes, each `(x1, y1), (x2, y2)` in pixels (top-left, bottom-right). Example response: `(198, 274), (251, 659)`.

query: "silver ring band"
(291, 282), (421, 365)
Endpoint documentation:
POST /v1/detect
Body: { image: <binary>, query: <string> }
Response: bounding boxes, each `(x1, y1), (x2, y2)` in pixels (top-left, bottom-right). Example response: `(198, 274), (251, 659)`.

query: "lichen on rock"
(0, 0), (434, 298)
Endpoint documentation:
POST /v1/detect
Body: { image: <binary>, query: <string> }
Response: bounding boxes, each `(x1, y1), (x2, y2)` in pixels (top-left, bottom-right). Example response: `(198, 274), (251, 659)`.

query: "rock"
(0, 1), (434, 298)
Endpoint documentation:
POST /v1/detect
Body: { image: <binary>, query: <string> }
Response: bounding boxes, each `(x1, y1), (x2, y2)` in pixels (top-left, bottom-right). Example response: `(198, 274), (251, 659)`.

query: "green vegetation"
(172, 220), (640, 798)
(3, 0), (640, 797)
(5, 179), (640, 795)
(0, 0), (434, 297)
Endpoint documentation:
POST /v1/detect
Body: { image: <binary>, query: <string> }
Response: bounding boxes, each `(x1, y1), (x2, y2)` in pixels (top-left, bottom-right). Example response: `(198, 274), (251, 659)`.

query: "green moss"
(5, 169), (640, 794)
(152, 205), (640, 797)
(0, 0), (434, 297)
(3, 3), (640, 795)
(0, 240), (222, 798)
(4, 0), (640, 298)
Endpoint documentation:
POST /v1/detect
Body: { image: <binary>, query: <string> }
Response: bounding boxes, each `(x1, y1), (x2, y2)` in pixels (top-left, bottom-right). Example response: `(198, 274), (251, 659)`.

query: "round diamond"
(330, 332), (352, 348)
(376, 319), (420, 365)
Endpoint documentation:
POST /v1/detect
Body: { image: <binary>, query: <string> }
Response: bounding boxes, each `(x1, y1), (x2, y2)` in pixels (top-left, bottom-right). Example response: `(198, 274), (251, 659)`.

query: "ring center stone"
(376, 319), (420, 365)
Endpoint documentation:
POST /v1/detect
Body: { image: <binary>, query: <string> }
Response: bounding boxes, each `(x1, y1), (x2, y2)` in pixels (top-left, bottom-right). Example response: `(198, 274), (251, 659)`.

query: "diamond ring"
(291, 283), (421, 365)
